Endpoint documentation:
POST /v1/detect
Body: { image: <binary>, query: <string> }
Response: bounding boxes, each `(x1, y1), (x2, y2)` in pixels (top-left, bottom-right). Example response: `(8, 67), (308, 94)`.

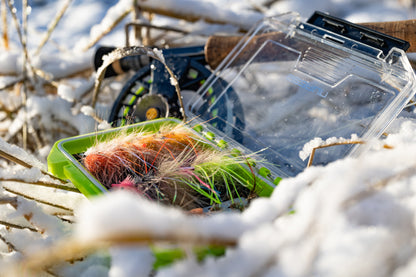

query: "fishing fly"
(81, 123), (255, 210)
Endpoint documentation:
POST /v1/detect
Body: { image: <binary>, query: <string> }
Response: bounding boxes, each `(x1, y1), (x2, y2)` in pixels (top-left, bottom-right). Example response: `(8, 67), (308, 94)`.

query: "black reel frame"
(94, 45), (245, 141)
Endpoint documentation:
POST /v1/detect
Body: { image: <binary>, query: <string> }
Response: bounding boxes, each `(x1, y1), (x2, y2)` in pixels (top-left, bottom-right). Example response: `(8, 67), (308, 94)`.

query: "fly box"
(47, 118), (275, 201)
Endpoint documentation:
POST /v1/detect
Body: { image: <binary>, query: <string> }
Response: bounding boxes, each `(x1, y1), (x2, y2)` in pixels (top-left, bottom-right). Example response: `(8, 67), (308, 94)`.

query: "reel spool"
(95, 46), (245, 141)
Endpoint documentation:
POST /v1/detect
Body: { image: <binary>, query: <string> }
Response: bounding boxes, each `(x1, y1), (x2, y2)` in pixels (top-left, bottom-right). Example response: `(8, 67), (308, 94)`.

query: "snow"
(108, 247), (154, 277)
(152, 123), (416, 276)
(299, 134), (361, 161)
(57, 78), (94, 103)
(26, 94), (96, 135)
(1, 0), (416, 276)
(75, 191), (248, 243)
(75, 0), (133, 51)
(0, 137), (46, 171)
(80, 105), (96, 117)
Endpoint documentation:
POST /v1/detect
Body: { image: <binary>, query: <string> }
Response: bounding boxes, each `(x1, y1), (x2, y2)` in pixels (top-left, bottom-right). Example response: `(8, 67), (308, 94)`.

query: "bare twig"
(307, 140), (395, 167)
(22, 0), (29, 150)
(82, 107), (105, 124)
(136, 1), (262, 32)
(142, 13), (154, 46)
(0, 76), (24, 91)
(0, 147), (80, 192)
(307, 141), (365, 167)
(27, 124), (43, 152)
(0, 219), (38, 232)
(53, 215), (74, 224)
(5, 1), (57, 91)
(13, 231), (237, 275)
(4, 196), (52, 234)
(35, 0), (73, 55)
(1, 0), (8, 50)
(0, 147), (41, 171)
(0, 177), (80, 193)
(0, 196), (18, 205)
(6, 0), (32, 73)
(132, 0), (142, 44)
(0, 234), (18, 252)
(342, 164), (416, 209)
(81, 7), (133, 51)
(248, 0), (268, 13)
(124, 21), (188, 47)
(6, 0), (30, 149)
(3, 186), (74, 213)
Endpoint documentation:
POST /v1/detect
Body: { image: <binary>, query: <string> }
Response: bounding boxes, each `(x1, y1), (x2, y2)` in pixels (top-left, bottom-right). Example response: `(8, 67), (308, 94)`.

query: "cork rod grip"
(360, 20), (416, 51)
(204, 19), (416, 69)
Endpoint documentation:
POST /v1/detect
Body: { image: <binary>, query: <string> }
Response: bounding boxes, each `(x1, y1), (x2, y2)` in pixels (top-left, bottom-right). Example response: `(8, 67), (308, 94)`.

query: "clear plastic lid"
(189, 12), (416, 177)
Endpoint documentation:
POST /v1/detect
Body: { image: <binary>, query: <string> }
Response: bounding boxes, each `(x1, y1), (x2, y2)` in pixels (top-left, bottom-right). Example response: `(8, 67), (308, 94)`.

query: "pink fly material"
(82, 125), (252, 210)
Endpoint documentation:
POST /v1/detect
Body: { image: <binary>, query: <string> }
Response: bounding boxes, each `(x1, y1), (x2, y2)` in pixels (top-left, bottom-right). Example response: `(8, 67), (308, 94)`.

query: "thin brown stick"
(4, 196), (50, 234)
(0, 148), (80, 192)
(1, 0), (8, 50)
(0, 177), (80, 193)
(132, 0), (142, 44)
(3, 186), (74, 213)
(81, 7), (133, 51)
(34, 0), (73, 55)
(83, 107), (105, 124)
(27, 124), (43, 151)
(0, 196), (18, 205)
(307, 141), (365, 167)
(6, 0), (30, 149)
(6, 1), (41, 87)
(22, 0), (29, 150)
(53, 215), (74, 224)
(14, 231), (237, 275)
(0, 76), (24, 91)
(307, 140), (395, 167)
(0, 146), (42, 171)
(342, 163), (416, 209)
(124, 22), (188, 47)
(0, 219), (38, 232)
(45, 269), (61, 277)
(0, 234), (18, 252)
(136, 1), (258, 32)
(8, 1), (23, 63)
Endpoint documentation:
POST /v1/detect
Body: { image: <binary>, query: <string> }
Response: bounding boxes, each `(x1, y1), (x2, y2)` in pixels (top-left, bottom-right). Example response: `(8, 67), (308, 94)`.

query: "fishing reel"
(94, 45), (245, 141)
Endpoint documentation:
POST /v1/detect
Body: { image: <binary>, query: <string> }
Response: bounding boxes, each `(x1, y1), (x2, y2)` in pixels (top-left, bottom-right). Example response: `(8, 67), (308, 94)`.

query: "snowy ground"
(2, 0), (416, 276)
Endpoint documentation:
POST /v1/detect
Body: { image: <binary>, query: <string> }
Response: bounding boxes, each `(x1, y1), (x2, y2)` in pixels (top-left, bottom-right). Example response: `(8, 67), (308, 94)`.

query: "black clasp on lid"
(306, 11), (410, 56)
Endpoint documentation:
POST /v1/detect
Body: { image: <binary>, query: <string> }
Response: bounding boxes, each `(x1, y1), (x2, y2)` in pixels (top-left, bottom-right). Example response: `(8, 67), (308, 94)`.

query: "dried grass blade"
(307, 140), (365, 167)
(0, 178), (79, 193)
(11, 231), (237, 275)
(0, 196), (17, 205)
(0, 143), (80, 192)
(0, 219), (38, 232)
(342, 164), (416, 209)
(3, 186), (74, 213)
(0, 234), (18, 252)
